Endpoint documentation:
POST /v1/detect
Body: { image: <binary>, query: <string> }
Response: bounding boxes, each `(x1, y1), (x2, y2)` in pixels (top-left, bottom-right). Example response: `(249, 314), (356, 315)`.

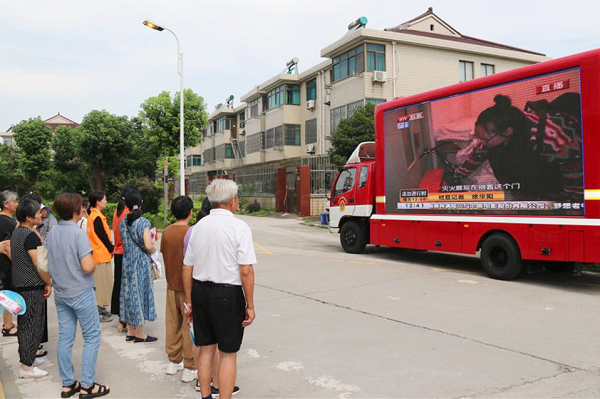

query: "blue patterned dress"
(118, 216), (156, 326)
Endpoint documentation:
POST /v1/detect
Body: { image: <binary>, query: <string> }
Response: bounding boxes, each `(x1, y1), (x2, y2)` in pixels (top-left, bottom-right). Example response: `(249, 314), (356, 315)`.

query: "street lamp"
(143, 19), (186, 195)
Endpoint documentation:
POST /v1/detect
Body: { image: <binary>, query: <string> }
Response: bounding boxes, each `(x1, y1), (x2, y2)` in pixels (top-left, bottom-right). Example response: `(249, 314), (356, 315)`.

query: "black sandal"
(80, 382), (110, 399)
(61, 381), (81, 398)
(2, 324), (17, 337)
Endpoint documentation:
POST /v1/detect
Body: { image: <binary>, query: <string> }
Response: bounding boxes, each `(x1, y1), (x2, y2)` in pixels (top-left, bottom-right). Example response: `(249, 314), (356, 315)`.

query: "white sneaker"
(33, 357), (45, 366)
(19, 366), (48, 378)
(181, 368), (197, 383)
(166, 361), (183, 375)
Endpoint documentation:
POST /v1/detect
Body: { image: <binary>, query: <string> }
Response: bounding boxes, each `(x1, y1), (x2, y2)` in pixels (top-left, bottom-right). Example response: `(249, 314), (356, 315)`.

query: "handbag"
(125, 222), (160, 281)
(37, 245), (49, 273)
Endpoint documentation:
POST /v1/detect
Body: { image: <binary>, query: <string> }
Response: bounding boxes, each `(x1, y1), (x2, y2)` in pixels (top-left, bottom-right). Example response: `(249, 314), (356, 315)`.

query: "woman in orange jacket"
(86, 191), (115, 322)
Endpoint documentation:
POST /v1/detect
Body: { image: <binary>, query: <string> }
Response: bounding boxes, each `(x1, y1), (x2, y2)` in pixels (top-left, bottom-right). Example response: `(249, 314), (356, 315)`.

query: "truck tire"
(340, 220), (367, 254)
(480, 233), (523, 280)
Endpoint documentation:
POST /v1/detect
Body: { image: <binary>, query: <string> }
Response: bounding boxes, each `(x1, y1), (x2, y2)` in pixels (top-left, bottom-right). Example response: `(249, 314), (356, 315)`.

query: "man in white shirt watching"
(183, 179), (256, 399)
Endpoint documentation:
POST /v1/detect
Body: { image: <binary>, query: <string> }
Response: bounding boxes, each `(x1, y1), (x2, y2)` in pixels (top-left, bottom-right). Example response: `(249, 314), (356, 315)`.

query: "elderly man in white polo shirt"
(183, 179), (256, 399)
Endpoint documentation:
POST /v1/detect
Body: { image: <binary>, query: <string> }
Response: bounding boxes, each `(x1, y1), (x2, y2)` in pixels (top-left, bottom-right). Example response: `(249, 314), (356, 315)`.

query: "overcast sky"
(1, 0), (599, 131)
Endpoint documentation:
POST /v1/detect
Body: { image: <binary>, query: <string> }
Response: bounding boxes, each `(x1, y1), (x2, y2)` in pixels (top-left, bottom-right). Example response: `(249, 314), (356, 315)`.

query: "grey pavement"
(1, 214), (600, 398)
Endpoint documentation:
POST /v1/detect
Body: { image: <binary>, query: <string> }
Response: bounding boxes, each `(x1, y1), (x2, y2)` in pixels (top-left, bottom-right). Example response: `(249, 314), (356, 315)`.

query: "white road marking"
(458, 279), (479, 284)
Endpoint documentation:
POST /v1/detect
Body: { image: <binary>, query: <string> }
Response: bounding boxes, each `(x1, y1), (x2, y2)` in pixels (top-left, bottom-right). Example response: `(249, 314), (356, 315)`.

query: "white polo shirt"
(183, 208), (257, 285)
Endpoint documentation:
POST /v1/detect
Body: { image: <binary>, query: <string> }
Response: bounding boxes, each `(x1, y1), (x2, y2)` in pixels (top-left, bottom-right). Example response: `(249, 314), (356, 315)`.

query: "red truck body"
(329, 49), (600, 279)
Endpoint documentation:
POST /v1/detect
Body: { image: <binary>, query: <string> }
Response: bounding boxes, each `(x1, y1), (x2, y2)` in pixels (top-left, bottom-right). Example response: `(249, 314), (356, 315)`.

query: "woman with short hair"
(47, 193), (110, 398)
(11, 198), (51, 378)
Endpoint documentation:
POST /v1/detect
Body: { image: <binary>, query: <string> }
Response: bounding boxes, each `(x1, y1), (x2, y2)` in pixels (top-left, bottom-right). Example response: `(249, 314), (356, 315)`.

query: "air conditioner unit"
(306, 100), (315, 110)
(306, 143), (316, 154)
(273, 146), (283, 151)
(372, 70), (387, 83)
(324, 94), (331, 105)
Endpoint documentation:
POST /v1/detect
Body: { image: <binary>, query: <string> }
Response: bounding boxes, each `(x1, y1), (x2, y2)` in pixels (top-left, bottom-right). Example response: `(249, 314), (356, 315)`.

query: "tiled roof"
(385, 29), (545, 56)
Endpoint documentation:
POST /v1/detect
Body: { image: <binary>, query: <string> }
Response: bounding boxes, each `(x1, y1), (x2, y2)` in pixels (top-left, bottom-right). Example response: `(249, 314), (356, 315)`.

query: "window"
(306, 79), (317, 101)
(481, 63), (495, 77)
(264, 126), (283, 149)
(366, 43), (385, 71)
(305, 118), (317, 144)
(366, 98), (386, 105)
(267, 85), (284, 109)
(204, 148), (215, 164)
(248, 99), (260, 118)
(284, 124), (301, 146)
(333, 167), (356, 198)
(332, 45), (364, 82)
(216, 116), (231, 133)
(359, 166), (368, 188)
(246, 133), (262, 154)
(459, 61), (474, 82)
(225, 144), (234, 159)
(285, 84), (300, 105)
(188, 155), (201, 166)
(239, 112), (245, 128)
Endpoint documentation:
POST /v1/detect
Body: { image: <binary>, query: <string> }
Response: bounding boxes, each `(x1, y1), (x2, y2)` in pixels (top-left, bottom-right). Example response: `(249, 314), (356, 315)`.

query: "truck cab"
(329, 142), (376, 253)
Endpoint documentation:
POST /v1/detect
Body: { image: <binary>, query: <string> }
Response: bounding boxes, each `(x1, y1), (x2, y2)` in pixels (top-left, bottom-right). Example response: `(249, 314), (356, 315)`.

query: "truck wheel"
(543, 262), (575, 273)
(480, 233), (523, 280)
(340, 220), (367, 254)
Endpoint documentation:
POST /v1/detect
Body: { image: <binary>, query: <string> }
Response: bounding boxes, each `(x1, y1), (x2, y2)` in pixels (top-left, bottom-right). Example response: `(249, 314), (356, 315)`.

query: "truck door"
(330, 167), (357, 227)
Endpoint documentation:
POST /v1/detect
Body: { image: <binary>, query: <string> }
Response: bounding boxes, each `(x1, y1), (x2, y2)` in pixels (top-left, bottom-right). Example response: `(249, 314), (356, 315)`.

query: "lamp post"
(143, 20), (186, 195)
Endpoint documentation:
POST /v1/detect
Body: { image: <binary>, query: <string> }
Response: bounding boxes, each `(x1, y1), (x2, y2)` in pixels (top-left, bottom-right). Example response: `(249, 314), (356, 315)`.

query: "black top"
(10, 226), (44, 291)
(0, 214), (17, 278)
(94, 217), (114, 253)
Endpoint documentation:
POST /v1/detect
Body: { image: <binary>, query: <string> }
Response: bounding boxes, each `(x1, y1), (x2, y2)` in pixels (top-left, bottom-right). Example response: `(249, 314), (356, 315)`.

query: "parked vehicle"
(329, 49), (600, 280)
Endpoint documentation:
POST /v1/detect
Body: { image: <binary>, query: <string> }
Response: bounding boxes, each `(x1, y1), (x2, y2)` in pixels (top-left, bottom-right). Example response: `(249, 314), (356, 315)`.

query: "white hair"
(206, 179), (238, 206)
(0, 190), (17, 210)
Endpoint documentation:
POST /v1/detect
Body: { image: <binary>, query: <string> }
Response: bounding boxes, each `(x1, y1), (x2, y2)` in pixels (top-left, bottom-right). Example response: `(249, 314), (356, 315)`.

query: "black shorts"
(191, 280), (246, 353)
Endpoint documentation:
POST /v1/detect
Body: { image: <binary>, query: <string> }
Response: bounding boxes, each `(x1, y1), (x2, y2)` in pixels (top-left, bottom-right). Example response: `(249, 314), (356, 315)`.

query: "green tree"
(51, 125), (87, 193)
(139, 89), (208, 157)
(328, 103), (375, 165)
(12, 118), (53, 184)
(78, 110), (134, 190)
(0, 145), (26, 193)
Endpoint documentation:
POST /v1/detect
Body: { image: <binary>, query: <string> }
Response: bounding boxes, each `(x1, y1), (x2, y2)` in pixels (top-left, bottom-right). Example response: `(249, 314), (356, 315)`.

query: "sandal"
(80, 382), (110, 399)
(117, 320), (127, 333)
(60, 381), (81, 398)
(2, 324), (17, 337)
(35, 348), (48, 358)
(125, 335), (135, 342)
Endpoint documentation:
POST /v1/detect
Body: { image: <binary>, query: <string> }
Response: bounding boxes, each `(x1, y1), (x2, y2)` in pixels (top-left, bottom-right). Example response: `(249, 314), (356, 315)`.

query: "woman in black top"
(11, 199), (52, 378)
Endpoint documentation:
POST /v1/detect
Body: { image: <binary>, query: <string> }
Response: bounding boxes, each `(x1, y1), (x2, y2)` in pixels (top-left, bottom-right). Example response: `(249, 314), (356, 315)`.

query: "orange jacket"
(87, 208), (113, 264)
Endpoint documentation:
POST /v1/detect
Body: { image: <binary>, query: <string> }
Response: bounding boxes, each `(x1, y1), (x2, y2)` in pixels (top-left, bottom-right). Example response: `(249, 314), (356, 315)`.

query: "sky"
(1, 0), (599, 131)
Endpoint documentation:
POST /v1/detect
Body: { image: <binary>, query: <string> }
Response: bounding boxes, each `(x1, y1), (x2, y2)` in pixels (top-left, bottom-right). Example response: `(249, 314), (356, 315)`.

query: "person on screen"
(451, 94), (582, 201)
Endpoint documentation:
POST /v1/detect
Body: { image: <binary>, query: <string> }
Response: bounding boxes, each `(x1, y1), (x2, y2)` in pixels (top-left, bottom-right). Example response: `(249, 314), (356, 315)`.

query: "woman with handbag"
(118, 191), (158, 343)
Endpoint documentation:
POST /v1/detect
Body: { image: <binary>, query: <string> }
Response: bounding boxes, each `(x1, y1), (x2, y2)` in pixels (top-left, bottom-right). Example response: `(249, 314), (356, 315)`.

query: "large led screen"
(384, 68), (583, 216)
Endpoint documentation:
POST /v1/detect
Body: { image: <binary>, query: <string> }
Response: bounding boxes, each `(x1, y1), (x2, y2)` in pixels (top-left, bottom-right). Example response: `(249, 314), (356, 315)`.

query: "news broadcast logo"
(397, 112), (424, 130)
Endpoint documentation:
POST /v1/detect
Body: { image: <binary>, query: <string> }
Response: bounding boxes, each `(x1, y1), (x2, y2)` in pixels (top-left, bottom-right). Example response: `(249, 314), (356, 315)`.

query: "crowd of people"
(0, 178), (256, 399)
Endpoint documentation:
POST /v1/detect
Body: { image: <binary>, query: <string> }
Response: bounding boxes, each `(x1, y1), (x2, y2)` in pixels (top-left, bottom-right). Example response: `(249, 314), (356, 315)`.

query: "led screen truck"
(329, 49), (600, 280)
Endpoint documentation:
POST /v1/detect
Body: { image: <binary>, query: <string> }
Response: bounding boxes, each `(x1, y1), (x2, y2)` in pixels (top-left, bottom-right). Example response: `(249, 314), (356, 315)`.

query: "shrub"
(247, 200), (261, 213)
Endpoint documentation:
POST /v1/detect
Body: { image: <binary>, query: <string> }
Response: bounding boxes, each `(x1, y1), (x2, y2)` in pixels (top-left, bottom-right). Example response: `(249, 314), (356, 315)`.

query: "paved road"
(1, 214), (600, 398)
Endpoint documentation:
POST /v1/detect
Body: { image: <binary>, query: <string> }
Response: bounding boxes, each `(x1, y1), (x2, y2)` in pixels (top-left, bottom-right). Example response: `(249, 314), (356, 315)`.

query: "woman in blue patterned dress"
(118, 191), (157, 343)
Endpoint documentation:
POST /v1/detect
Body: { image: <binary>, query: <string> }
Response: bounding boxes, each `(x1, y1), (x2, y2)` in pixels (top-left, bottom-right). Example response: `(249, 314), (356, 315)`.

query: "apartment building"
(186, 7), (548, 215)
